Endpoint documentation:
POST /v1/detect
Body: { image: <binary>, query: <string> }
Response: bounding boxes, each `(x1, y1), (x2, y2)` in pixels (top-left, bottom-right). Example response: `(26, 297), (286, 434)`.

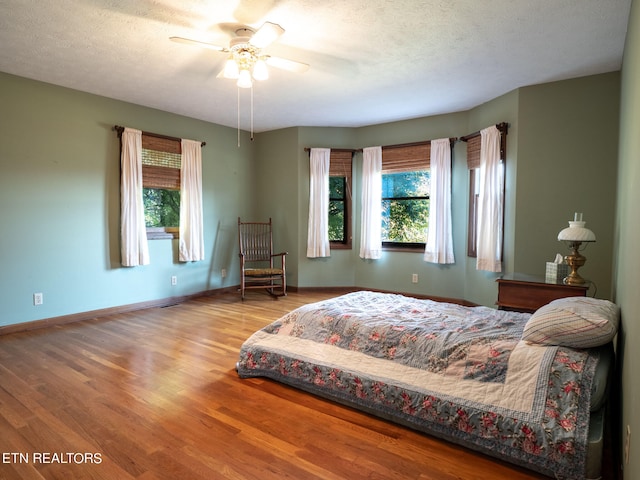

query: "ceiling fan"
(170, 22), (309, 89)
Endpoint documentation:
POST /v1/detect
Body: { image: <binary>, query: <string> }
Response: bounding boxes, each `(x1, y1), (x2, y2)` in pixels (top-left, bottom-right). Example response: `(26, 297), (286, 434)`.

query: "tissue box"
(545, 262), (569, 283)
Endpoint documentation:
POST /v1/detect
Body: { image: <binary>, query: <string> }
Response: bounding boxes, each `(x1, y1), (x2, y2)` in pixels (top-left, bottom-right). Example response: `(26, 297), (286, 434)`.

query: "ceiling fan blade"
(249, 22), (284, 49)
(266, 56), (310, 74)
(170, 36), (227, 52)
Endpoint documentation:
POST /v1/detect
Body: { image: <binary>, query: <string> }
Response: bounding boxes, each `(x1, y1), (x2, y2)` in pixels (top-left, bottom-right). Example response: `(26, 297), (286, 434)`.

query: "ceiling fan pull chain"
(237, 86), (241, 148)
(251, 85), (254, 141)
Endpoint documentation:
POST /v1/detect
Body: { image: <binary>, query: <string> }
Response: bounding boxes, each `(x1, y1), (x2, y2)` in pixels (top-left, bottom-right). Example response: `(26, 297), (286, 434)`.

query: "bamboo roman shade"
(141, 135), (181, 190)
(466, 136), (481, 169)
(329, 150), (353, 177)
(382, 142), (430, 173)
(463, 122), (508, 168)
(142, 135), (181, 154)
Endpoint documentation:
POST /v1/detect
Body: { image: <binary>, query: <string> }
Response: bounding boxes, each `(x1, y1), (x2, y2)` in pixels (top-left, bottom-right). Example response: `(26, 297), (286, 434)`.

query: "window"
(466, 134), (481, 257)
(467, 166), (480, 257)
(329, 177), (346, 240)
(463, 122), (508, 258)
(328, 150), (353, 248)
(141, 134), (181, 239)
(381, 143), (430, 250)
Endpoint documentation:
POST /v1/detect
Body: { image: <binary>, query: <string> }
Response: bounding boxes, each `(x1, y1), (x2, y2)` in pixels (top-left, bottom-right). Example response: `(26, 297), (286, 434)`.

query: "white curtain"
(179, 138), (205, 262)
(120, 128), (150, 266)
(476, 125), (503, 272)
(307, 148), (331, 258)
(359, 146), (382, 259)
(424, 138), (454, 264)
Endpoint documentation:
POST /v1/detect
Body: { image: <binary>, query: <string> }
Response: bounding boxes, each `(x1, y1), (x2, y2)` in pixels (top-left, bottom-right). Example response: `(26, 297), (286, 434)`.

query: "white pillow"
(522, 297), (620, 348)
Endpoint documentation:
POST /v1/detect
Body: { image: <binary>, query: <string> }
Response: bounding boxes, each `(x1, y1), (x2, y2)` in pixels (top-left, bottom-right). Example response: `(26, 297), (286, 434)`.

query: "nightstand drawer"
(496, 273), (588, 313)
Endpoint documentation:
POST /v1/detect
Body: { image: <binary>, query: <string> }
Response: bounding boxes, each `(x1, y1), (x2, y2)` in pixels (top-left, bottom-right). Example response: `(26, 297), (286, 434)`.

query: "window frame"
(381, 142), (431, 252)
(328, 150), (353, 249)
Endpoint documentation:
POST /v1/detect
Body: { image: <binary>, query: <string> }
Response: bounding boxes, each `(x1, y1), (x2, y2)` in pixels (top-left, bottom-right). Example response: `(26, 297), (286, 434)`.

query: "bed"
(237, 291), (618, 479)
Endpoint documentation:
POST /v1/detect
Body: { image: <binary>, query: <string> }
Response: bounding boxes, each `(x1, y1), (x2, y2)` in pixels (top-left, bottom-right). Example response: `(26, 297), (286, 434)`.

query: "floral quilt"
(237, 291), (601, 479)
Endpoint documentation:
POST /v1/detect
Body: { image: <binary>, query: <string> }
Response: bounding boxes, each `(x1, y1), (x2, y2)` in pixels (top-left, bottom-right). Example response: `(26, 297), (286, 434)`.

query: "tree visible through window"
(329, 176), (346, 242)
(382, 170), (430, 245)
(143, 188), (180, 227)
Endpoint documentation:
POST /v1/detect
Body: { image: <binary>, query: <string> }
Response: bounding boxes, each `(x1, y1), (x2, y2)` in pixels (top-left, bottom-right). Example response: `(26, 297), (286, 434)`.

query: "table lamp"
(557, 213), (596, 285)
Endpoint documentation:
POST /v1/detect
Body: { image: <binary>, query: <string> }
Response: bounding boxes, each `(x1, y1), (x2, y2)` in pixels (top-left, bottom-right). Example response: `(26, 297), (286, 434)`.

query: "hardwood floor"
(0, 292), (564, 479)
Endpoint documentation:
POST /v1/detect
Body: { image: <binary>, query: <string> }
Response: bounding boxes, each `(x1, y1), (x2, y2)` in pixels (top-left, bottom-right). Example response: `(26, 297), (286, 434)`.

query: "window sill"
(382, 244), (425, 253)
(147, 227), (179, 240)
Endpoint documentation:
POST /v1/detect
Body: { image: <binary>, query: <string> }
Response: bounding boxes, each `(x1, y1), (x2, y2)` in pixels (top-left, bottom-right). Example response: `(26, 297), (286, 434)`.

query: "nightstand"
(496, 273), (588, 313)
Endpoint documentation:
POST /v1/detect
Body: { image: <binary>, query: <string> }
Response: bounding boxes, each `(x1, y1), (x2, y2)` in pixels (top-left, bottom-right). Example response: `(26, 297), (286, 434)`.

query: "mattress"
(238, 291), (612, 479)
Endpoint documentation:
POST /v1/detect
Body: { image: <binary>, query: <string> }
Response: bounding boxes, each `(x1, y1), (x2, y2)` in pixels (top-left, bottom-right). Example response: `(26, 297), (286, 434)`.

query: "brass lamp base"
(563, 242), (587, 285)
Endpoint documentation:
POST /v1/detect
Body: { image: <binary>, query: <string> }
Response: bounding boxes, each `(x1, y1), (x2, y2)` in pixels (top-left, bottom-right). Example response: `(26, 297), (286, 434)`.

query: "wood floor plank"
(0, 291), (604, 479)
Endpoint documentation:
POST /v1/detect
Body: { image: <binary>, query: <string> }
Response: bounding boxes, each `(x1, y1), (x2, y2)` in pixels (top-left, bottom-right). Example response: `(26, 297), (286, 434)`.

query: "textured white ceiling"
(0, 0), (632, 132)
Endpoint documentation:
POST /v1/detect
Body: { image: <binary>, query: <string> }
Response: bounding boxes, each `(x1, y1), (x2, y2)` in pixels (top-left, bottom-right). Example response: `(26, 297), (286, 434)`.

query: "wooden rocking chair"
(238, 217), (287, 299)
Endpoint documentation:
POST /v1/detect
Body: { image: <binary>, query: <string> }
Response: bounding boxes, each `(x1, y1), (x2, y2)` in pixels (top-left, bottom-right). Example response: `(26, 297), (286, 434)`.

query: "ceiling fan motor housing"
(230, 28), (255, 48)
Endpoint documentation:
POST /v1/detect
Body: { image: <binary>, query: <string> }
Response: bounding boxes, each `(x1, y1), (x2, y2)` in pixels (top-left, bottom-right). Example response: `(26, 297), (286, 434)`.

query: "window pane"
(382, 199), (429, 243)
(329, 176), (346, 242)
(329, 200), (344, 241)
(329, 176), (345, 199)
(382, 171), (429, 197)
(382, 170), (430, 244)
(143, 188), (180, 227)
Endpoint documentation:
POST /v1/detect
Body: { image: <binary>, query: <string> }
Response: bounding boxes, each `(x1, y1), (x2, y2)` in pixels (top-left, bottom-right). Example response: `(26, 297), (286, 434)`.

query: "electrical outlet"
(412, 273), (418, 284)
(221, 268), (227, 278)
(171, 275), (177, 286)
(33, 292), (43, 306)
(625, 425), (631, 465)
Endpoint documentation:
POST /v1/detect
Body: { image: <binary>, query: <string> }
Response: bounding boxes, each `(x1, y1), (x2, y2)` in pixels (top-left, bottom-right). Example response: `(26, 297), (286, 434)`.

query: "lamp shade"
(252, 59), (269, 81)
(558, 220), (596, 242)
(223, 58), (239, 79)
(237, 69), (253, 88)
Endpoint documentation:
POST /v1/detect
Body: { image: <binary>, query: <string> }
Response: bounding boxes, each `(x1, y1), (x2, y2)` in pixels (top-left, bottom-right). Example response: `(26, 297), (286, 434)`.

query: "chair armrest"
(271, 252), (287, 270)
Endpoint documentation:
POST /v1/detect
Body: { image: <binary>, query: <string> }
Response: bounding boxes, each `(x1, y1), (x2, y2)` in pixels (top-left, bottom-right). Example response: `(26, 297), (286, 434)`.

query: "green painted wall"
(516, 72), (620, 301)
(0, 72), (253, 326)
(615, 0), (640, 477)
(252, 127), (301, 284)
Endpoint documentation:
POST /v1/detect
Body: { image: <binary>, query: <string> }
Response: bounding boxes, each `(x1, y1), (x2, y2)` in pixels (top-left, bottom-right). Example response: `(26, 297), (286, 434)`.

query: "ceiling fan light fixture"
(237, 69), (253, 89)
(223, 57), (239, 79)
(252, 59), (269, 81)
(171, 21), (307, 146)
